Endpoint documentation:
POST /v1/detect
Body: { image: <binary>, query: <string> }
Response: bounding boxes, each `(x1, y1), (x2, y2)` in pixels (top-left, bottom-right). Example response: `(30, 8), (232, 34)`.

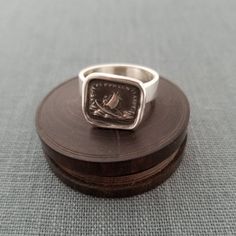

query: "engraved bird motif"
(103, 92), (121, 109)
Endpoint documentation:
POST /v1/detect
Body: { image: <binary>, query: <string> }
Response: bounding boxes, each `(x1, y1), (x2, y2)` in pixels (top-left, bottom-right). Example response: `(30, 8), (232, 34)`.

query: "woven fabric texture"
(0, 0), (235, 235)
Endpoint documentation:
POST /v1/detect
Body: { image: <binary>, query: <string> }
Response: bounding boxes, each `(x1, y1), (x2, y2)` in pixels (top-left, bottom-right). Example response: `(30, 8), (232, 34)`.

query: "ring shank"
(79, 64), (159, 103)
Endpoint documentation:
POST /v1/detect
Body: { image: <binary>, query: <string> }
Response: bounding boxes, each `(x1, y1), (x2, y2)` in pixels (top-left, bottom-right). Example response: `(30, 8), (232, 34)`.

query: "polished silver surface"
(79, 64), (159, 130)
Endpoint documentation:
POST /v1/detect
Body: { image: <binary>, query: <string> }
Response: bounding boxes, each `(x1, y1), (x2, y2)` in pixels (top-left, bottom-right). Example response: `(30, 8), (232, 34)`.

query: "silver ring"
(78, 64), (159, 130)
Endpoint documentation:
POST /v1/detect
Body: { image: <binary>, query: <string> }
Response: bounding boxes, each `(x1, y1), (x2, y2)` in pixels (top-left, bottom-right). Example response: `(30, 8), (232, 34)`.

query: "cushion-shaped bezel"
(82, 72), (146, 130)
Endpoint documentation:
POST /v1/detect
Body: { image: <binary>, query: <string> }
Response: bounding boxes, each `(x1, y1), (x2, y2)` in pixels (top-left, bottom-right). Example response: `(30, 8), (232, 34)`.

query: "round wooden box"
(36, 76), (190, 198)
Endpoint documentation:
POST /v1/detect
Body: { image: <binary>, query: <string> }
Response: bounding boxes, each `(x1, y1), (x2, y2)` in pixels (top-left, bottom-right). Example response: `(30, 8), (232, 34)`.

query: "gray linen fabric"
(0, 0), (235, 235)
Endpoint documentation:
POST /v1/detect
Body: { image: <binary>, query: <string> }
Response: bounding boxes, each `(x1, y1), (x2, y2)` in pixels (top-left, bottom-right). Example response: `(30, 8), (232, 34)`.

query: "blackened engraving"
(86, 79), (141, 125)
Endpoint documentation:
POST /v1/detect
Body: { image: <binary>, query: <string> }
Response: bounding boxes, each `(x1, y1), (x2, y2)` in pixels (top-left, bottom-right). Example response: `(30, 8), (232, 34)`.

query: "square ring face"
(82, 74), (145, 129)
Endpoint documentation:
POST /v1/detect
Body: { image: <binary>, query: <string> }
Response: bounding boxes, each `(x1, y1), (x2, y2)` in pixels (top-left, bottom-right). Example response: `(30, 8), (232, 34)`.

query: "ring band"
(79, 64), (159, 130)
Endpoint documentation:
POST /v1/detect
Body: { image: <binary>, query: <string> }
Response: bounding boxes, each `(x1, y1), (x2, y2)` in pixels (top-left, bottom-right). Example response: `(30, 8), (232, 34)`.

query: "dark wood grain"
(36, 76), (190, 197)
(45, 136), (187, 198)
